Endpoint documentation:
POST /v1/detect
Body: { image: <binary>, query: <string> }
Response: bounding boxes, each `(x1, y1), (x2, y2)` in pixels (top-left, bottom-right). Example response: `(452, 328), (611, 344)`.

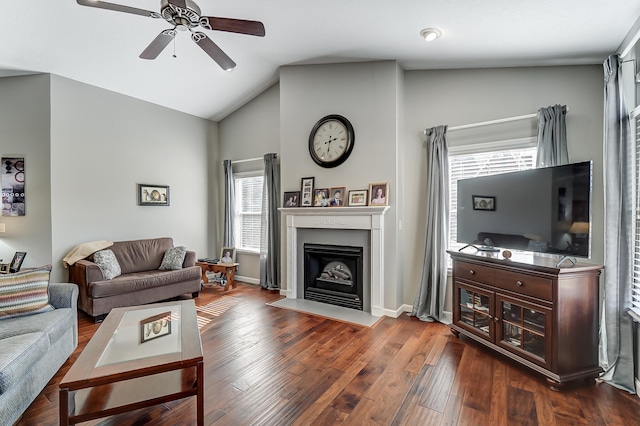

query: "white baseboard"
(386, 305), (453, 324)
(236, 275), (259, 285)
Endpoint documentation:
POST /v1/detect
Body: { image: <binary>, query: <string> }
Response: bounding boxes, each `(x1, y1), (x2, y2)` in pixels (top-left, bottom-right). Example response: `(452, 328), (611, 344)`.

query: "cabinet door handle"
(469, 270), (475, 275)
(494, 317), (499, 322)
(516, 280), (523, 286)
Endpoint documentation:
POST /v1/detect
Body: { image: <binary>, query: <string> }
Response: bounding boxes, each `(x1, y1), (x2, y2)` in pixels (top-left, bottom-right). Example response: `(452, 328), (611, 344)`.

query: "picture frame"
(138, 184), (170, 206)
(9, 251), (26, 273)
(219, 247), (236, 264)
(369, 182), (389, 206)
(313, 188), (330, 207)
(348, 189), (368, 207)
(140, 311), (172, 343)
(472, 195), (496, 211)
(300, 177), (315, 207)
(329, 187), (346, 207)
(283, 191), (300, 207)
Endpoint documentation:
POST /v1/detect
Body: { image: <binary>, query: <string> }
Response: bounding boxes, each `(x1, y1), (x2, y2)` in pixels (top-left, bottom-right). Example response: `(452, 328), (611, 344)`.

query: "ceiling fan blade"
(76, 0), (160, 18)
(199, 17), (266, 37)
(191, 32), (236, 71)
(140, 29), (177, 60)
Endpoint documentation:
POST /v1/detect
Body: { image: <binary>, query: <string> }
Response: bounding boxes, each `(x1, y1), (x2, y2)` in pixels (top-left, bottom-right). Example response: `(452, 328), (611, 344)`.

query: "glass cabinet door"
(497, 296), (550, 365)
(457, 285), (493, 338)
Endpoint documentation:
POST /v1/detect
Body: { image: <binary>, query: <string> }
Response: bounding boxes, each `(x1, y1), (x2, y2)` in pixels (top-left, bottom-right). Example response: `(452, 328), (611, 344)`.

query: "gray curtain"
(260, 153), (280, 290)
(599, 54), (635, 393)
(536, 104), (569, 167)
(223, 160), (235, 247)
(411, 125), (449, 322)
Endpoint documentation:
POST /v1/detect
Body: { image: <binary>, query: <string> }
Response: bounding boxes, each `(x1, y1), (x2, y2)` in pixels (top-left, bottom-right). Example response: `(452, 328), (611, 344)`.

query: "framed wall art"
(348, 190), (368, 206)
(2, 157), (25, 216)
(369, 182), (389, 206)
(472, 195), (496, 211)
(138, 184), (170, 206)
(300, 177), (314, 207)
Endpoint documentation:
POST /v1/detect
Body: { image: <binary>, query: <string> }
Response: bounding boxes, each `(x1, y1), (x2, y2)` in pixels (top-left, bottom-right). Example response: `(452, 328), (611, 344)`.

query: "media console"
(448, 250), (603, 390)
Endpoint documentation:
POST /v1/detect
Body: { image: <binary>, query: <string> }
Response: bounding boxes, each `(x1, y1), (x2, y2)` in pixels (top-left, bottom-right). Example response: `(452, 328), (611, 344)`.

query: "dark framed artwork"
(9, 251), (26, 273)
(140, 311), (172, 343)
(138, 184), (170, 206)
(283, 191), (300, 207)
(472, 195), (496, 211)
(300, 177), (315, 207)
(2, 157), (25, 216)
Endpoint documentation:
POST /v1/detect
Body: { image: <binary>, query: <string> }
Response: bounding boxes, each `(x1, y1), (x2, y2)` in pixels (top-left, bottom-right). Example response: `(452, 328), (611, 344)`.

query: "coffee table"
(197, 261), (239, 291)
(59, 300), (203, 425)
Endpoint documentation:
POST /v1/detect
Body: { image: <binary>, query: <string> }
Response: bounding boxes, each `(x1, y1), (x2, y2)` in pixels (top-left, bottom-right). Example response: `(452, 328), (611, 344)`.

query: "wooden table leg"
(197, 360), (204, 426)
(199, 265), (209, 283)
(59, 388), (69, 426)
(223, 266), (237, 291)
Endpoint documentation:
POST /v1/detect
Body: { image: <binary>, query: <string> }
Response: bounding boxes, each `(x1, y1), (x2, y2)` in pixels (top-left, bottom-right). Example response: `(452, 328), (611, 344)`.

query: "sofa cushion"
(159, 246), (186, 270)
(0, 308), (74, 345)
(88, 266), (201, 298)
(93, 249), (121, 280)
(108, 238), (174, 274)
(0, 265), (54, 319)
(0, 332), (49, 394)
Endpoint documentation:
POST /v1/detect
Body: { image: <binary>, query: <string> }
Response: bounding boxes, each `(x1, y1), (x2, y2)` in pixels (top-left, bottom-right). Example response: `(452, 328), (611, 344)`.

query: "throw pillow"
(159, 246), (187, 270)
(0, 265), (54, 319)
(94, 249), (122, 280)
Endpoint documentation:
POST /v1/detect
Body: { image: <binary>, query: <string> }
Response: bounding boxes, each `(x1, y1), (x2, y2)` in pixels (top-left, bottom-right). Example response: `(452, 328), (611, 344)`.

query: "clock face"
(308, 115), (355, 168)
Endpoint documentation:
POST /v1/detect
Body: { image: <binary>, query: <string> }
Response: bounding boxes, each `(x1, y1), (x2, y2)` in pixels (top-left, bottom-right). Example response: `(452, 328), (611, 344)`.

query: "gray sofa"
(0, 283), (78, 425)
(68, 237), (201, 320)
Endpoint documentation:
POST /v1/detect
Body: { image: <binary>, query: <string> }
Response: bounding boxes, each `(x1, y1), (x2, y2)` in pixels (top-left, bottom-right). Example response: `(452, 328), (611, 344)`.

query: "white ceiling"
(1, 0), (639, 121)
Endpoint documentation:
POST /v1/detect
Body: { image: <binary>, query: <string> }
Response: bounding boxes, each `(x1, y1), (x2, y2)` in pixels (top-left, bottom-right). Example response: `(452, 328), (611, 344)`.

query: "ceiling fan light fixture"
(420, 28), (442, 42)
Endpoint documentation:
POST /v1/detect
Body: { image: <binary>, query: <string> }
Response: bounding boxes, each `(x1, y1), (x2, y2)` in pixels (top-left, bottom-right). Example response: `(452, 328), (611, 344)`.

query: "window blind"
(448, 146), (537, 246)
(632, 116), (640, 310)
(234, 174), (264, 252)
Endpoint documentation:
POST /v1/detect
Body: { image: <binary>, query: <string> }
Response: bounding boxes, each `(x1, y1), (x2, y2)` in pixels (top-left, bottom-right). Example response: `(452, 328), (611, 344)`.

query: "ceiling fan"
(76, 0), (265, 71)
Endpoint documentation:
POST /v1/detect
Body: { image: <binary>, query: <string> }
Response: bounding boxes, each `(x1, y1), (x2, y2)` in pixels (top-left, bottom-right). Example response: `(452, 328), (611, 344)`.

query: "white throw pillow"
(159, 246), (187, 270)
(94, 249), (122, 280)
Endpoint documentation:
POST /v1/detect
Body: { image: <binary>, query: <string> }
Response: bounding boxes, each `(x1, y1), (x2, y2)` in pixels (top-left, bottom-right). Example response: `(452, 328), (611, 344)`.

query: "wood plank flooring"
(17, 282), (640, 425)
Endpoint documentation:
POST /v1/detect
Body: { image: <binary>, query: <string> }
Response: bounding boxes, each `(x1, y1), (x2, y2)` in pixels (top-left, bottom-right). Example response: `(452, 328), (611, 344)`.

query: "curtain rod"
(221, 154), (278, 165)
(424, 108), (569, 135)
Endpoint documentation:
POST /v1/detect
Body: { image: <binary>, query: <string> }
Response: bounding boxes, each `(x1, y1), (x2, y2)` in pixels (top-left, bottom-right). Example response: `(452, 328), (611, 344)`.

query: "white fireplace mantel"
(279, 206), (390, 317)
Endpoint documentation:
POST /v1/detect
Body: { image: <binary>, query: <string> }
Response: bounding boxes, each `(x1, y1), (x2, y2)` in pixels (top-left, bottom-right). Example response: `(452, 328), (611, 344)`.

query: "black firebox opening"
(304, 243), (364, 311)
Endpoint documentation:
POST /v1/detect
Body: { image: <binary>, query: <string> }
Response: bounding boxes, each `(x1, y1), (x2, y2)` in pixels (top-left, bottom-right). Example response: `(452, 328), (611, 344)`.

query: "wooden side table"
(196, 262), (239, 292)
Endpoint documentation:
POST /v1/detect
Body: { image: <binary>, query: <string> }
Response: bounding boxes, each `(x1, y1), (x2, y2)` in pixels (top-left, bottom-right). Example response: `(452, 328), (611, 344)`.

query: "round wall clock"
(308, 114), (355, 168)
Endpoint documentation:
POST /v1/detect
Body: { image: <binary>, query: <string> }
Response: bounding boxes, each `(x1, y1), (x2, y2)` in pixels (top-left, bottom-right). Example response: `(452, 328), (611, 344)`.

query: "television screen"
(456, 161), (592, 258)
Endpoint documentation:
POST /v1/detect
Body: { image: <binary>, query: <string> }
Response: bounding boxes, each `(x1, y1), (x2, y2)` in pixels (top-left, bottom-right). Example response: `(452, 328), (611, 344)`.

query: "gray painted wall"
(0, 74), (52, 270)
(219, 63), (604, 315)
(0, 74), (213, 283)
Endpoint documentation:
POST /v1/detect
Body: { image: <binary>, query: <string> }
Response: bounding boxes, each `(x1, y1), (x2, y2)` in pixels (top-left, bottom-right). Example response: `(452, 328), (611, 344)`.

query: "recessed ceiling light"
(420, 28), (442, 42)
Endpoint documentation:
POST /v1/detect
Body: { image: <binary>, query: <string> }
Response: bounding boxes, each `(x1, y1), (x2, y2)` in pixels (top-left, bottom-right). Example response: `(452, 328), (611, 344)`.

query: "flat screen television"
(456, 161), (592, 258)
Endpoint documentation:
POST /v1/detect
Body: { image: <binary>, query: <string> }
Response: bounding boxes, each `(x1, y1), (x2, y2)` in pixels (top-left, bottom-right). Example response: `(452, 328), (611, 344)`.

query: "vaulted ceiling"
(1, 1), (639, 121)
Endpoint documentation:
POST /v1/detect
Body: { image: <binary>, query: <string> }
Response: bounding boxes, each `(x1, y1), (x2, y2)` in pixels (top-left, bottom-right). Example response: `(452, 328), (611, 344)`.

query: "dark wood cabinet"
(449, 250), (603, 389)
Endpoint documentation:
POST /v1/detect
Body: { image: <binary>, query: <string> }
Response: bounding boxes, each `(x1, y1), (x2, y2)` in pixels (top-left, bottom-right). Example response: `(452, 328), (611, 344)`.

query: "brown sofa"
(68, 237), (201, 320)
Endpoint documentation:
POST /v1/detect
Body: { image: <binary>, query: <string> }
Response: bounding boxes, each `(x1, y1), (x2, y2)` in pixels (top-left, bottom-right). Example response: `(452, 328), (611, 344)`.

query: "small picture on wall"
(369, 182), (389, 206)
(138, 184), (170, 206)
(329, 187), (346, 207)
(472, 195), (496, 211)
(300, 177), (315, 207)
(314, 188), (330, 207)
(348, 190), (368, 206)
(283, 191), (300, 207)
(2, 157), (25, 216)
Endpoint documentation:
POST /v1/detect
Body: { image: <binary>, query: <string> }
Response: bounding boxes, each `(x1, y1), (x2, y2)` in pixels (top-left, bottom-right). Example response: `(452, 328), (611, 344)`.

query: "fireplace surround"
(280, 206), (389, 317)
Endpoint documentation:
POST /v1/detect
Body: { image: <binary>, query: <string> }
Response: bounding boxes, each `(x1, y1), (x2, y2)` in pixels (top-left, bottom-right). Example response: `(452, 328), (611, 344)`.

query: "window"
(448, 140), (538, 247)
(234, 173), (264, 252)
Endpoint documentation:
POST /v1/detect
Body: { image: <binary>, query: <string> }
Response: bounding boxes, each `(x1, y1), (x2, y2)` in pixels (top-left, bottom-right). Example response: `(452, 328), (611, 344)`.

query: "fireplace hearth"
(304, 243), (363, 310)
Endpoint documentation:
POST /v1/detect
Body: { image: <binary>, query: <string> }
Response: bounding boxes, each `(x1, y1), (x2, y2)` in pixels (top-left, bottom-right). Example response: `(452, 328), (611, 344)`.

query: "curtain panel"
(411, 125), (449, 322)
(260, 153), (280, 290)
(599, 54), (635, 393)
(223, 160), (235, 247)
(536, 104), (569, 167)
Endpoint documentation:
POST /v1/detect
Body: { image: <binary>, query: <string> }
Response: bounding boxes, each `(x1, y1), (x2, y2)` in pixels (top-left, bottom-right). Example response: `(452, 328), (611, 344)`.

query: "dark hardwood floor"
(17, 282), (640, 425)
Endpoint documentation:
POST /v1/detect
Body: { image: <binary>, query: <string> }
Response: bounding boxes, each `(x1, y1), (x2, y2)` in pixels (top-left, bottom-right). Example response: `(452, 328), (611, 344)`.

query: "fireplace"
(304, 244), (364, 310)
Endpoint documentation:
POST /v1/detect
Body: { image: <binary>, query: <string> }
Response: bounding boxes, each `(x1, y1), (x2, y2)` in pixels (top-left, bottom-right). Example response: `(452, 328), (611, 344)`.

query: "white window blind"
(234, 174), (264, 252)
(448, 144), (538, 246)
(632, 116), (640, 311)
